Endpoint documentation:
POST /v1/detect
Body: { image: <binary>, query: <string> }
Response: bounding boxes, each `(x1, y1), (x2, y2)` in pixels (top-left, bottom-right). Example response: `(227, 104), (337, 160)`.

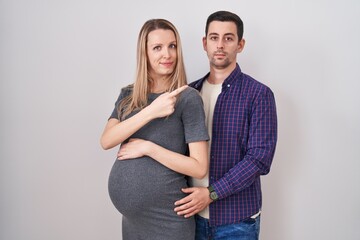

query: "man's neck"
(207, 63), (236, 85)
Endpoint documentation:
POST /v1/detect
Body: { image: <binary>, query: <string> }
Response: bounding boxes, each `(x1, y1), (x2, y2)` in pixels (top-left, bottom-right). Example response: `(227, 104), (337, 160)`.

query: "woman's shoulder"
(180, 86), (201, 99)
(118, 84), (133, 98)
(177, 86), (203, 108)
(121, 84), (133, 94)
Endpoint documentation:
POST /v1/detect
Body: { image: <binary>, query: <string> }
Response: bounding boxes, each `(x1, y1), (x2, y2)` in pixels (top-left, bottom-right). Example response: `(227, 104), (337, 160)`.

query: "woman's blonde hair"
(119, 19), (187, 120)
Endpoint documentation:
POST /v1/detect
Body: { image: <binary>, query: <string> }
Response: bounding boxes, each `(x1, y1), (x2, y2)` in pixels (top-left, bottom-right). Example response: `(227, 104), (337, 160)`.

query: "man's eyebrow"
(208, 32), (235, 36)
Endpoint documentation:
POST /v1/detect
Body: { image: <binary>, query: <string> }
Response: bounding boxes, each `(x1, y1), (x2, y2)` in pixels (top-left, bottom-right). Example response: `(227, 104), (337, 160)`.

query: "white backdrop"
(1, 0), (360, 239)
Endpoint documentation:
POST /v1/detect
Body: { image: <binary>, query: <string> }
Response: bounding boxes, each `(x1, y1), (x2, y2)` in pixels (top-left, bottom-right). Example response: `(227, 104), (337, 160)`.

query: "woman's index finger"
(169, 85), (188, 97)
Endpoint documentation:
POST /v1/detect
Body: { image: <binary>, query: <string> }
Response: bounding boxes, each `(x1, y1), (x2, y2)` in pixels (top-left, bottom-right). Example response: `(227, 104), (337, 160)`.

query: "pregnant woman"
(100, 19), (209, 240)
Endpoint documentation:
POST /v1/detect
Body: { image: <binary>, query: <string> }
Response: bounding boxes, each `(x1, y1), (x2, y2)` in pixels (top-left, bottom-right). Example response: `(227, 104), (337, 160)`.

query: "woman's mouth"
(161, 62), (173, 67)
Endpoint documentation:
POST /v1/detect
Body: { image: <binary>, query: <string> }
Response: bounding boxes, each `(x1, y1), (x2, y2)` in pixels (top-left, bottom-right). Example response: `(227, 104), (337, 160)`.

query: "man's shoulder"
(241, 73), (273, 94)
(188, 79), (202, 89)
(188, 72), (210, 90)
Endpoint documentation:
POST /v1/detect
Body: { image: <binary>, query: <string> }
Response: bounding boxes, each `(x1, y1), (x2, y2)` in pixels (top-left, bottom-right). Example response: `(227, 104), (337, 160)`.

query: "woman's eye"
(169, 44), (177, 49)
(153, 46), (161, 51)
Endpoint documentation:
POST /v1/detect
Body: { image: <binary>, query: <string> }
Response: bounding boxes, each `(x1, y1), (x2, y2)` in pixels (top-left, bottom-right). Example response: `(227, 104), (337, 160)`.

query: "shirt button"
(227, 84), (230, 87)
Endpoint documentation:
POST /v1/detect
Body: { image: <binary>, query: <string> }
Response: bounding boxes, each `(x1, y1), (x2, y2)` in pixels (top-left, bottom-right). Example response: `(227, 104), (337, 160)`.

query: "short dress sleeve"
(179, 88), (210, 143)
(109, 85), (133, 120)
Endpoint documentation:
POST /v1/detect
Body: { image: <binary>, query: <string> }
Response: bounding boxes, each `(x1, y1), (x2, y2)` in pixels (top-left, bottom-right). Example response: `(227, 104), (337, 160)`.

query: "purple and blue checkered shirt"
(189, 64), (277, 226)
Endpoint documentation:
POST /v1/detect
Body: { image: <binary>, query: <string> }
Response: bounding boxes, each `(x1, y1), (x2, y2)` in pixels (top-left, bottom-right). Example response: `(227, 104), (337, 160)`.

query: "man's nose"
(217, 39), (224, 49)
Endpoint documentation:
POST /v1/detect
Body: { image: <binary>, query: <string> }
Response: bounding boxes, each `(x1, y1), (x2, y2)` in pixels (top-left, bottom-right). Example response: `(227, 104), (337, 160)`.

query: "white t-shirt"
(189, 79), (222, 219)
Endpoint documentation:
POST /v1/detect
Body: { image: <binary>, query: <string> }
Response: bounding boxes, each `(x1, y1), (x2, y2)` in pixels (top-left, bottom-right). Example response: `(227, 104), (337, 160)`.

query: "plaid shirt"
(189, 64), (277, 226)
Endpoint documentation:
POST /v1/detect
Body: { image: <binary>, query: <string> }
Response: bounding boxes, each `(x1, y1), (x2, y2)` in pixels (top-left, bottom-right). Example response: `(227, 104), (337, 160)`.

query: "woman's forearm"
(101, 88), (187, 150)
(147, 141), (208, 179)
(100, 107), (154, 150)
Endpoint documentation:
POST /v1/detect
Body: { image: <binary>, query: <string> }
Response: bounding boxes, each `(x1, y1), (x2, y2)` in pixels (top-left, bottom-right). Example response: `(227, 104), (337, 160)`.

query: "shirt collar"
(221, 63), (242, 91)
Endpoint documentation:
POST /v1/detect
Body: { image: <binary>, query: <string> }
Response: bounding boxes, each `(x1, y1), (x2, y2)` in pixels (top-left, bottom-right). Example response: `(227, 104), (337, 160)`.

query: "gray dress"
(108, 86), (209, 240)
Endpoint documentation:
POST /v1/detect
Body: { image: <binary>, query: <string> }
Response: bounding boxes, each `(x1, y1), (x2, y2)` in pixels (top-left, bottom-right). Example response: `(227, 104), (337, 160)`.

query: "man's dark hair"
(205, 10), (244, 41)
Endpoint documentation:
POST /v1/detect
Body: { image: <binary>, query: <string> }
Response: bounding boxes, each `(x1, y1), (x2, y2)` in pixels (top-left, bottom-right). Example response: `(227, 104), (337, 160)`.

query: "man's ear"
(238, 38), (246, 53)
(202, 36), (207, 51)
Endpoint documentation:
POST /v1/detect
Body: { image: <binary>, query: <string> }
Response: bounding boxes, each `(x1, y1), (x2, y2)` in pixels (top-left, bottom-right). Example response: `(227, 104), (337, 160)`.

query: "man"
(174, 10), (278, 239)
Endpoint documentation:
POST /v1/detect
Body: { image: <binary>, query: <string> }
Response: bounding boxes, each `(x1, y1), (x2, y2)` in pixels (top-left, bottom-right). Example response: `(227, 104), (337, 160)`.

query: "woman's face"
(147, 29), (177, 81)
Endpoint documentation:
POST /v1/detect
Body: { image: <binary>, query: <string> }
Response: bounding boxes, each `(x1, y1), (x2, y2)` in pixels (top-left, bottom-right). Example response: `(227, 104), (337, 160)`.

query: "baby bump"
(108, 157), (188, 217)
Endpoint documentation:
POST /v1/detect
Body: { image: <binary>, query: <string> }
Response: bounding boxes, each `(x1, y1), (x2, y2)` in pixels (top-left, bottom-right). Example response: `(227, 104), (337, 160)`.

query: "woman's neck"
(150, 79), (169, 93)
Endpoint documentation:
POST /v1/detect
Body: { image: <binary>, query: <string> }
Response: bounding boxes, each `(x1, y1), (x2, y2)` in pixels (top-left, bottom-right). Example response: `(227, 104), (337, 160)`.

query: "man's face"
(203, 21), (244, 69)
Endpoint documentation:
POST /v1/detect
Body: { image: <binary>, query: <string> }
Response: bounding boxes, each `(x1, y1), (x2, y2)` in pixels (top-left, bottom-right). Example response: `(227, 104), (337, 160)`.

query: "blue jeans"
(195, 215), (260, 240)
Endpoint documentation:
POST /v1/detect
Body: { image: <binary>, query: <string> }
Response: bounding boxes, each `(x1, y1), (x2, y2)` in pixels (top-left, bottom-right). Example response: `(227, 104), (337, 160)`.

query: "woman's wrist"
(146, 141), (158, 158)
(140, 106), (156, 122)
